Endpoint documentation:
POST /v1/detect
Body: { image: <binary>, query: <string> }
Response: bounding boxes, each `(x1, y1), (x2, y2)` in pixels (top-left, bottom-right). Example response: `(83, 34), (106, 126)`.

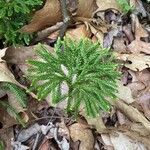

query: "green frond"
(0, 140), (4, 150)
(27, 37), (120, 117)
(0, 82), (27, 108)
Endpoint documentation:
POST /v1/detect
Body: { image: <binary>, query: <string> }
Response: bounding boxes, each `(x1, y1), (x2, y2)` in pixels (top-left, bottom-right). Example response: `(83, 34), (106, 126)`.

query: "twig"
(34, 22), (64, 42)
(32, 133), (40, 150)
(59, 0), (71, 39)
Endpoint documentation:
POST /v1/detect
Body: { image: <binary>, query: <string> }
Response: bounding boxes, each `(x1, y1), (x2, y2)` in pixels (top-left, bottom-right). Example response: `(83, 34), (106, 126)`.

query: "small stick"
(59, 0), (71, 39)
(34, 22), (64, 42)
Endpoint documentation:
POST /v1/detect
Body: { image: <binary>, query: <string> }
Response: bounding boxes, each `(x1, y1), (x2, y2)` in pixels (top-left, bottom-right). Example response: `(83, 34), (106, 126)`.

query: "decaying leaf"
(66, 24), (91, 40)
(96, 0), (121, 11)
(117, 81), (135, 104)
(110, 132), (147, 150)
(0, 48), (29, 124)
(127, 15), (150, 54)
(101, 134), (114, 150)
(127, 81), (145, 97)
(21, 0), (62, 33)
(110, 100), (150, 132)
(0, 128), (14, 150)
(88, 24), (104, 44)
(0, 48), (25, 87)
(0, 108), (16, 129)
(69, 122), (94, 150)
(85, 116), (107, 133)
(138, 93), (150, 120)
(116, 53), (150, 71)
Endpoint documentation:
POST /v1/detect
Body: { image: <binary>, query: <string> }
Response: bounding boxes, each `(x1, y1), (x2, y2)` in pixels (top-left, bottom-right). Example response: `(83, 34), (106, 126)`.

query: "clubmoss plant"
(0, 140), (4, 150)
(116, 0), (133, 13)
(27, 37), (120, 117)
(0, 0), (43, 46)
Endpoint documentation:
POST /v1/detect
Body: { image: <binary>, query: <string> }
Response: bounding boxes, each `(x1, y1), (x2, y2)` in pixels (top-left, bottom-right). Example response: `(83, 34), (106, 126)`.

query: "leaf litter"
(1, 0), (150, 149)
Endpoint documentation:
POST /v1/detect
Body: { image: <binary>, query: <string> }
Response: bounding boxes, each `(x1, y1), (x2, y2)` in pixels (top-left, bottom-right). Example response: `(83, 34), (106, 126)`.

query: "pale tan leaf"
(0, 62), (20, 85)
(96, 0), (121, 11)
(116, 53), (150, 71)
(0, 48), (7, 62)
(117, 81), (135, 104)
(110, 132), (147, 150)
(85, 116), (107, 133)
(69, 122), (94, 150)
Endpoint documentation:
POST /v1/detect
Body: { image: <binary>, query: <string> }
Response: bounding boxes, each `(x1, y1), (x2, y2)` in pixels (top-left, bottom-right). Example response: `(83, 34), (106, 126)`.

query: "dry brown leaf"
(58, 119), (70, 140)
(101, 134), (114, 150)
(21, 0), (62, 33)
(138, 93), (150, 121)
(127, 39), (150, 54)
(3, 45), (54, 74)
(117, 81), (135, 104)
(113, 38), (127, 53)
(109, 100), (150, 133)
(38, 138), (50, 150)
(0, 62), (20, 85)
(85, 116), (107, 133)
(127, 15), (150, 54)
(21, 0), (97, 33)
(96, 0), (121, 11)
(88, 24), (104, 44)
(69, 122), (94, 150)
(0, 48), (29, 123)
(130, 123), (150, 136)
(0, 127), (14, 150)
(0, 108), (16, 129)
(130, 0), (147, 17)
(3, 46), (36, 64)
(116, 53), (150, 71)
(77, 0), (97, 18)
(117, 110), (130, 126)
(127, 82), (145, 97)
(135, 69), (150, 86)
(66, 24), (91, 40)
(110, 132), (147, 150)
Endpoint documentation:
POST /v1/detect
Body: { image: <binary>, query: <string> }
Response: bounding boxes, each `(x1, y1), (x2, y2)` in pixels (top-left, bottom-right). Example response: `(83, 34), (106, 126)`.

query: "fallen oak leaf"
(127, 15), (150, 54)
(116, 53), (150, 71)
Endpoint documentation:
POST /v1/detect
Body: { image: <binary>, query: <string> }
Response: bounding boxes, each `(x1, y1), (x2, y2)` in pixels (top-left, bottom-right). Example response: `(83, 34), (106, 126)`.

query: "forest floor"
(0, 0), (150, 150)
